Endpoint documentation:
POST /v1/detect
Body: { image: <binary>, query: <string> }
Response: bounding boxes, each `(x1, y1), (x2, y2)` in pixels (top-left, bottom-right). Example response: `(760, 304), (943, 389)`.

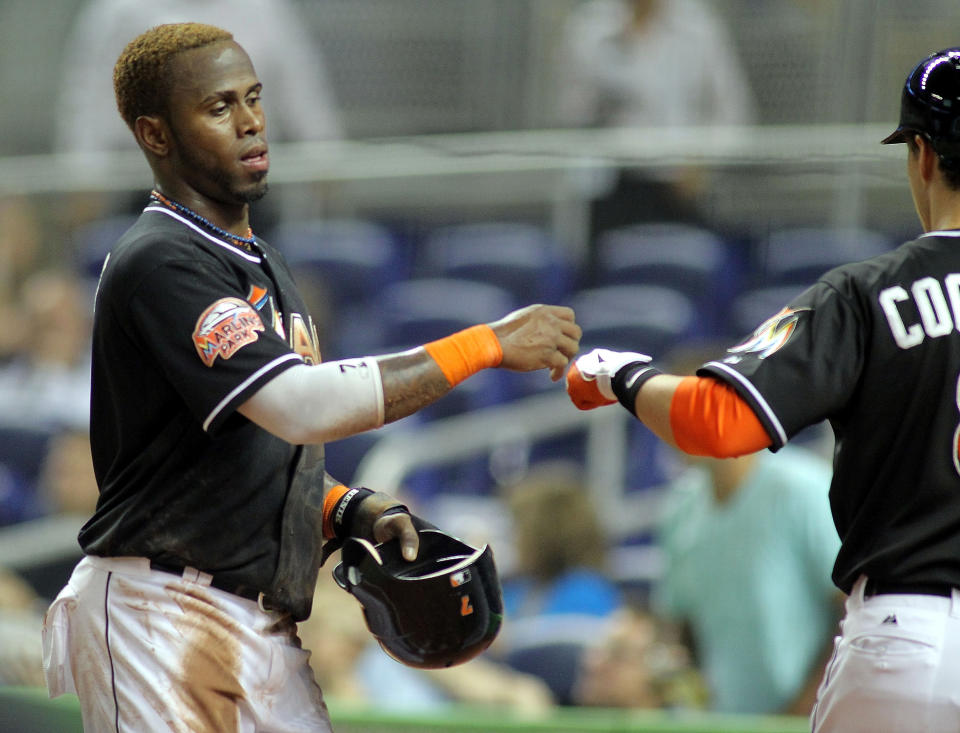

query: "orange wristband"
(322, 484), (351, 540)
(423, 324), (503, 387)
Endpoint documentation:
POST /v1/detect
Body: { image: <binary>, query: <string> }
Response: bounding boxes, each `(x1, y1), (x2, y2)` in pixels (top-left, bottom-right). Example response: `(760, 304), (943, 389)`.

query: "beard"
(171, 128), (269, 205)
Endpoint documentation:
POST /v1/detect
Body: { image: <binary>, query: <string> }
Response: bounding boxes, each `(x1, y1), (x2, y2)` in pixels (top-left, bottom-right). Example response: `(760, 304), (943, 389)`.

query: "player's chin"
(235, 178), (269, 204)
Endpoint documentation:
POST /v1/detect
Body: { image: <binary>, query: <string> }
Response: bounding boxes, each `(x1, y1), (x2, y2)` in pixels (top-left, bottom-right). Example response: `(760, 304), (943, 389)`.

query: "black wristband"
(611, 363), (662, 415)
(330, 487), (375, 541)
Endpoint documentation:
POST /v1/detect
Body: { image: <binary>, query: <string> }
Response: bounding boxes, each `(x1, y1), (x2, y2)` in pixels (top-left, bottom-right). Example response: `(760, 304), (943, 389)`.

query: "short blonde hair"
(113, 22), (233, 130)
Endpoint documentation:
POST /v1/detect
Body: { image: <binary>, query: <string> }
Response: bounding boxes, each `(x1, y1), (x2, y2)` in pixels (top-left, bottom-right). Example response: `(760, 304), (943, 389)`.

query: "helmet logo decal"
(450, 569), (471, 587)
(729, 307), (809, 360)
(193, 297), (265, 367)
(460, 595), (474, 616)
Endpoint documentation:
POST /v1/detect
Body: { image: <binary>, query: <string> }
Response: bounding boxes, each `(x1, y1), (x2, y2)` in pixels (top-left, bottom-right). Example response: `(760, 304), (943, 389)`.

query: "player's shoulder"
(817, 237), (922, 295)
(98, 210), (224, 299)
(107, 210), (199, 268)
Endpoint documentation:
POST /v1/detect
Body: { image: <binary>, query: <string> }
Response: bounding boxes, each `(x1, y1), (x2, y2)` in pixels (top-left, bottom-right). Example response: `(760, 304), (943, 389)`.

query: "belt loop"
(257, 592), (269, 613)
(951, 587), (960, 618)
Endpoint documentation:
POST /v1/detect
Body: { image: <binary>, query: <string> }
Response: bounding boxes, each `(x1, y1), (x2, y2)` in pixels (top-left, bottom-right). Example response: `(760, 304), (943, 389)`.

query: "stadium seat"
(0, 425), (54, 490)
(374, 277), (518, 350)
(504, 642), (586, 706)
(421, 222), (573, 304)
(570, 284), (700, 355)
(724, 284), (809, 338)
(760, 226), (893, 285)
(594, 222), (741, 332)
(373, 278), (518, 417)
(70, 214), (140, 278)
(270, 218), (408, 305)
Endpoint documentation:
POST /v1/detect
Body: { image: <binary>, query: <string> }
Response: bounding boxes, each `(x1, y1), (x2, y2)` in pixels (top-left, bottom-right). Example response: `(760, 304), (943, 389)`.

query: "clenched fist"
(489, 304), (582, 381)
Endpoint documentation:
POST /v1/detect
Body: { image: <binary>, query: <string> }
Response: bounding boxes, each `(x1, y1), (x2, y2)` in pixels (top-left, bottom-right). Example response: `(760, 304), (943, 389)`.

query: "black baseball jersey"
(700, 231), (960, 593)
(79, 203), (324, 603)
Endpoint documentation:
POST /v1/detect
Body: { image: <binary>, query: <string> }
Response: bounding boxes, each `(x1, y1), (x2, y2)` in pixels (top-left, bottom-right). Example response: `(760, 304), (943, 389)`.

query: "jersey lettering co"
(880, 274), (960, 349)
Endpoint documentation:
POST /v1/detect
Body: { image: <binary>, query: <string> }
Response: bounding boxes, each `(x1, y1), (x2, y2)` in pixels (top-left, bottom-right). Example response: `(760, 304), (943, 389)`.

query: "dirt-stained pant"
(42, 556), (333, 733)
(812, 575), (960, 733)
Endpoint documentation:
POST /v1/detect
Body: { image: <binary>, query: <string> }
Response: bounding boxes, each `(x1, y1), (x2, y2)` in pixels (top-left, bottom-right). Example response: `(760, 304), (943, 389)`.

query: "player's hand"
(356, 492), (419, 561)
(566, 348), (652, 410)
(489, 304), (581, 381)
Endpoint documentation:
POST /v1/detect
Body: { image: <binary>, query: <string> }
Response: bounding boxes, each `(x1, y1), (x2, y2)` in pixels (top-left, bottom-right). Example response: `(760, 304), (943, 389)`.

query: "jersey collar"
(145, 205), (263, 264)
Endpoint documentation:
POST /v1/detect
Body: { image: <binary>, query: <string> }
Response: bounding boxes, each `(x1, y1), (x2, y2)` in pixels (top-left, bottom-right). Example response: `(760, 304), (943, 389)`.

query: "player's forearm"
(238, 344), (469, 443)
(632, 374), (685, 449)
(376, 348), (453, 423)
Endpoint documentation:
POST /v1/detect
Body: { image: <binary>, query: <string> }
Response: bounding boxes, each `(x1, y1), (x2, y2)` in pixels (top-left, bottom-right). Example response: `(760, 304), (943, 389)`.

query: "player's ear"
(134, 115), (171, 157)
(914, 134), (938, 182)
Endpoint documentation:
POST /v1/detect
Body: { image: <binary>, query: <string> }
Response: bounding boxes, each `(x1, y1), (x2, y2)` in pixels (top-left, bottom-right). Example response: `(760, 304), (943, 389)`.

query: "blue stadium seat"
(373, 278), (518, 417)
(723, 284), (809, 338)
(570, 284), (700, 355)
(270, 218), (408, 305)
(760, 226), (893, 286)
(594, 222), (741, 332)
(422, 222), (573, 304)
(70, 214), (140, 278)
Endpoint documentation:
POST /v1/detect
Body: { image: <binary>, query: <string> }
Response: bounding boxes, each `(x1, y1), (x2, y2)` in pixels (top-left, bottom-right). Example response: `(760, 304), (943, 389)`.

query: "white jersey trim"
(703, 361), (789, 447)
(921, 230), (960, 239)
(203, 353), (304, 432)
(144, 206), (263, 264)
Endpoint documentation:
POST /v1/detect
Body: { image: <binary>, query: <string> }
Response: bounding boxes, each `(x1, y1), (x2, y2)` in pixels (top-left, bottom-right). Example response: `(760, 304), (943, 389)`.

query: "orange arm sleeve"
(669, 376), (772, 458)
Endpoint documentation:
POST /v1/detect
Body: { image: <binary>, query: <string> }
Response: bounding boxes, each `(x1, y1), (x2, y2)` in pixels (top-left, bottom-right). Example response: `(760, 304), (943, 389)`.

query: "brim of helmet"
(881, 127), (908, 144)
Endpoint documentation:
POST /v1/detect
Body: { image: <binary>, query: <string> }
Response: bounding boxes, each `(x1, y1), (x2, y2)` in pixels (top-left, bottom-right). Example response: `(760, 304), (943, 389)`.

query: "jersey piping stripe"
(203, 353), (304, 432)
(702, 361), (788, 447)
(921, 230), (960, 239)
(143, 206), (263, 264)
(104, 571), (121, 732)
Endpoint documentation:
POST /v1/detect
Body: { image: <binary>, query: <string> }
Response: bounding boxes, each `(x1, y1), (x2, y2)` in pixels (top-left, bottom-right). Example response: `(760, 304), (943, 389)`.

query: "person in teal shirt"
(652, 442), (842, 715)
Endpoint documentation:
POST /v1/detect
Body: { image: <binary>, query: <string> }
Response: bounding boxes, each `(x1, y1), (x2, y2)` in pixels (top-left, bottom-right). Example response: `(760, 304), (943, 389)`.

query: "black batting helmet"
(333, 527), (503, 669)
(882, 48), (960, 161)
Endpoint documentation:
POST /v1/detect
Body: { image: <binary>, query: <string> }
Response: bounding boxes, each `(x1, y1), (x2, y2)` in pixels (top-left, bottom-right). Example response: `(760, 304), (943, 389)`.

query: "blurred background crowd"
(0, 0), (955, 721)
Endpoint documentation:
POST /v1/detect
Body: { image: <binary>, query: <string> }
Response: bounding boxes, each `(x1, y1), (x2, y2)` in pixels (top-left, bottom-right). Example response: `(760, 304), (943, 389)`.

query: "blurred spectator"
(0, 268), (92, 433)
(0, 566), (45, 687)
(492, 465), (623, 704)
(649, 344), (842, 715)
(500, 466), (622, 625)
(555, 0), (757, 234)
(36, 430), (99, 519)
(573, 605), (706, 710)
(0, 196), (44, 363)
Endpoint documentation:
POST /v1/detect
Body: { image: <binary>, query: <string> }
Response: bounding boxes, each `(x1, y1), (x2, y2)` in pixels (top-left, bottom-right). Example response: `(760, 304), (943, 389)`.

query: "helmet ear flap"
(334, 528), (504, 669)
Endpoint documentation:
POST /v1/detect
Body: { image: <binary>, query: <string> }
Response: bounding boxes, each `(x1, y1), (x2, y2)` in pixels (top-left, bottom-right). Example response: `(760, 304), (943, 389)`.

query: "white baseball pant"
(812, 575), (960, 732)
(42, 556), (333, 732)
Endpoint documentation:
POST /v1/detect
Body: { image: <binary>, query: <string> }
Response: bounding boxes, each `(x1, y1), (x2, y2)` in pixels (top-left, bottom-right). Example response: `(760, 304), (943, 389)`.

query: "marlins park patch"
(193, 297), (265, 367)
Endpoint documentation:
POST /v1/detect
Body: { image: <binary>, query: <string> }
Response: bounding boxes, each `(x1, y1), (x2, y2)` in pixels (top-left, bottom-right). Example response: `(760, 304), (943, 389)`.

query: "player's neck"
(150, 187), (254, 248)
(152, 185), (251, 240)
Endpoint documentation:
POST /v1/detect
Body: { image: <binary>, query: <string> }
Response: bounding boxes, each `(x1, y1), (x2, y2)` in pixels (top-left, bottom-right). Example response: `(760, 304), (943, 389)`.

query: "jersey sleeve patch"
(729, 307), (810, 359)
(193, 297), (266, 367)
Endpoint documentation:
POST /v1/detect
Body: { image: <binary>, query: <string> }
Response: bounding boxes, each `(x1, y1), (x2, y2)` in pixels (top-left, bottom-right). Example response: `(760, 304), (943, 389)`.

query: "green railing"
(0, 686), (810, 733)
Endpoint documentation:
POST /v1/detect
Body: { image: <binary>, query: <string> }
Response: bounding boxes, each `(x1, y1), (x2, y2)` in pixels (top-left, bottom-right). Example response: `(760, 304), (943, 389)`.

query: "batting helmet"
(333, 527), (503, 669)
(882, 48), (960, 161)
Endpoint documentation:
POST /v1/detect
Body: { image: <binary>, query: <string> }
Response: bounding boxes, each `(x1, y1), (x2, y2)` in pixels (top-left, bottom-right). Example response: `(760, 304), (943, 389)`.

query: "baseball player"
(40, 23), (581, 732)
(567, 48), (960, 732)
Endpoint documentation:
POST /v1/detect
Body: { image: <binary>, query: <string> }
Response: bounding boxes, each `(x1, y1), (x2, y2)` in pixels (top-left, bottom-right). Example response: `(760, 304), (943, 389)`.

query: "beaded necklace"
(149, 190), (256, 251)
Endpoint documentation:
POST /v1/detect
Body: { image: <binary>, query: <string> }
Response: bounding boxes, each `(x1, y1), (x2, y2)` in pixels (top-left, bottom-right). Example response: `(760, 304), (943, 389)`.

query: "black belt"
(864, 578), (956, 598)
(149, 560), (285, 612)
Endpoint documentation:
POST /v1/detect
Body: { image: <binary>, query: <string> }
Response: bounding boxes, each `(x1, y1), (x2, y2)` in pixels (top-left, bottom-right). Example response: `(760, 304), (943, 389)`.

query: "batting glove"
(566, 348), (656, 410)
